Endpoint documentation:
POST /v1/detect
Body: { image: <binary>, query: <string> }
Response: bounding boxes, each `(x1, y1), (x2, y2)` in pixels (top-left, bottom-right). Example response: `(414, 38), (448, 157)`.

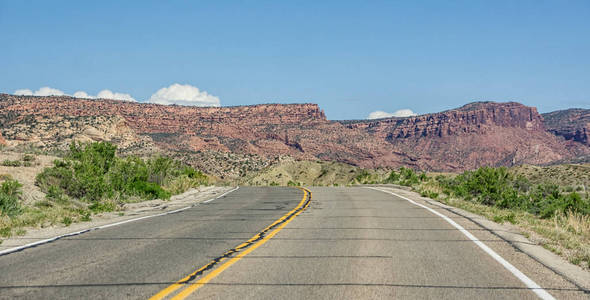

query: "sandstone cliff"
(543, 108), (589, 146)
(0, 93), (587, 172)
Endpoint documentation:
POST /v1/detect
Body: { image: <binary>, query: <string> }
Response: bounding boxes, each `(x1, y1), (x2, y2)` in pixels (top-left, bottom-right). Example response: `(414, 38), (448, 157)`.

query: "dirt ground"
(0, 151), (58, 205)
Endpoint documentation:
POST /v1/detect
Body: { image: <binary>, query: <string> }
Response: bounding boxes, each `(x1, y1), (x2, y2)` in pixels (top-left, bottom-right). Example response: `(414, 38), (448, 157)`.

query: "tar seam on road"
(368, 187), (556, 300)
(0, 187), (240, 257)
(149, 187), (312, 300)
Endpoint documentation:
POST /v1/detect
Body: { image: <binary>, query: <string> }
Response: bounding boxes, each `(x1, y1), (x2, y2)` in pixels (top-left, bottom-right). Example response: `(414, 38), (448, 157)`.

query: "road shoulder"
(0, 186), (236, 254)
(373, 186), (590, 294)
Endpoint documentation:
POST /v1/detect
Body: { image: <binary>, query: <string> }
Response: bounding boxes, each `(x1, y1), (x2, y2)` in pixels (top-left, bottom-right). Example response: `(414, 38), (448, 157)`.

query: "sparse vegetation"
(406, 166), (590, 269)
(35, 141), (208, 208)
(2, 160), (21, 167)
(0, 141), (209, 238)
(0, 179), (23, 217)
(382, 167), (428, 186)
(433, 167), (589, 219)
(1, 154), (37, 167)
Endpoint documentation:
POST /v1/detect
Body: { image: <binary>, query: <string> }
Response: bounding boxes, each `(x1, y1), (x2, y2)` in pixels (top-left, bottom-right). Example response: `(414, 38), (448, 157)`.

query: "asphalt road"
(0, 187), (586, 299)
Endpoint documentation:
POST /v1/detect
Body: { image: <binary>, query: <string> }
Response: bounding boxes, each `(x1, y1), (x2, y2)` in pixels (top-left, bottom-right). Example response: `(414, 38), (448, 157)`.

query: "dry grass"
(0, 203), (92, 238)
(0, 151), (94, 238)
(417, 181), (590, 269)
(244, 158), (389, 186)
(0, 151), (58, 205)
(510, 164), (590, 188)
(412, 164), (590, 268)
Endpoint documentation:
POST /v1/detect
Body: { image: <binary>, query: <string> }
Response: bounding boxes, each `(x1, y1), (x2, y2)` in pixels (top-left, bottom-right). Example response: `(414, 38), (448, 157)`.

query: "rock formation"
(543, 108), (589, 146)
(0, 93), (587, 171)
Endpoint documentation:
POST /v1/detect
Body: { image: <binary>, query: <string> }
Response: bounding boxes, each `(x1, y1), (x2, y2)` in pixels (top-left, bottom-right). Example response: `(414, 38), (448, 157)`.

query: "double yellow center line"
(150, 187), (312, 300)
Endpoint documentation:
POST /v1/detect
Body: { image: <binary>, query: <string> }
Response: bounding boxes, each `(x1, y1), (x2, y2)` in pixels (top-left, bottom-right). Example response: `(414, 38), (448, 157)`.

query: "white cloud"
(74, 89), (136, 101)
(73, 91), (94, 99)
(368, 109), (417, 119)
(149, 83), (220, 107)
(14, 87), (65, 96)
(14, 87), (136, 101)
(14, 89), (33, 96)
(96, 90), (136, 102)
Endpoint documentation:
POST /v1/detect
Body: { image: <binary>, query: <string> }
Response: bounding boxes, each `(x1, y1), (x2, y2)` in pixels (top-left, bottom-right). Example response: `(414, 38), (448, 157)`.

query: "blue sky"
(1, 1), (588, 120)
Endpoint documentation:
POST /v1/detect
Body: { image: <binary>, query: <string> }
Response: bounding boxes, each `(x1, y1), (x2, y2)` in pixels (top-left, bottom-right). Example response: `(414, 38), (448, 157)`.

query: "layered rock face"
(346, 102), (543, 138)
(0, 93), (587, 171)
(543, 109), (589, 146)
(327, 102), (587, 170)
(0, 94), (326, 134)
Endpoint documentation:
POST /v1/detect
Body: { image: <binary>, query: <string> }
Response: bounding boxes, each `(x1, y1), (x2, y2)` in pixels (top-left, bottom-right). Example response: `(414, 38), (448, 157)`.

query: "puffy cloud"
(96, 90), (136, 102)
(149, 83), (220, 107)
(14, 89), (33, 96)
(391, 109), (417, 117)
(74, 89), (136, 101)
(367, 109), (417, 119)
(73, 91), (94, 99)
(14, 87), (135, 101)
(14, 87), (65, 96)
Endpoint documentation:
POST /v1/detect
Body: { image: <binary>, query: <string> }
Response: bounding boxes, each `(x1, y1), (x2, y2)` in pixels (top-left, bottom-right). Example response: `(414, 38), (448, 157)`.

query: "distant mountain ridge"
(543, 108), (589, 146)
(0, 93), (588, 172)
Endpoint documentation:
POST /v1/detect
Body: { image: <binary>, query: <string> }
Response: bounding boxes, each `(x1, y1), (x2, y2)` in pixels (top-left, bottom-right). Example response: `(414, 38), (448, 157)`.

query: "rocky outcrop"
(543, 109), (589, 146)
(345, 102), (544, 139)
(323, 102), (585, 170)
(0, 113), (156, 153)
(0, 93), (587, 171)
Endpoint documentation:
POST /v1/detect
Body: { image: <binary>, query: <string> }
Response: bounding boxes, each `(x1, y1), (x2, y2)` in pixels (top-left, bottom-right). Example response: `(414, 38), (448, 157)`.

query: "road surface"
(0, 187), (586, 299)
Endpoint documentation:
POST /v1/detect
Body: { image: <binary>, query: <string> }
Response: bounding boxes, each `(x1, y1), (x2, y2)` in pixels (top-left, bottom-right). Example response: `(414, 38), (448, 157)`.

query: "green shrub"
(80, 211), (92, 222)
(89, 200), (117, 212)
(493, 212), (516, 224)
(0, 179), (22, 216)
(45, 185), (68, 204)
(384, 170), (400, 183)
(355, 170), (372, 184)
(34, 200), (53, 208)
(108, 156), (150, 196)
(445, 167), (517, 206)
(36, 160), (75, 192)
(129, 181), (171, 200)
(2, 160), (21, 167)
(436, 166), (590, 219)
(22, 154), (36, 162)
(0, 227), (11, 237)
(62, 216), (73, 226)
(147, 156), (179, 186)
(419, 172), (428, 181)
(398, 167), (420, 186)
(36, 142), (206, 205)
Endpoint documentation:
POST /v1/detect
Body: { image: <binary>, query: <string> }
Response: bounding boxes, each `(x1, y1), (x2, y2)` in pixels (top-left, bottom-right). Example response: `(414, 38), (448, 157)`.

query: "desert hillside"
(1, 94), (588, 176)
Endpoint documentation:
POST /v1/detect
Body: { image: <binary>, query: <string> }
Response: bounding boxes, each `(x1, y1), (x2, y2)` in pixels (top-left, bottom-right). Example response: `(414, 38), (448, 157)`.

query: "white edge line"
(0, 186), (240, 256)
(204, 186), (239, 203)
(367, 187), (555, 300)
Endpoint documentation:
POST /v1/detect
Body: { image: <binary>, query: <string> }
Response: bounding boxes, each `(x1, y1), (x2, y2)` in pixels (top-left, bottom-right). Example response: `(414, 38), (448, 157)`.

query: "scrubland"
(0, 142), (209, 240)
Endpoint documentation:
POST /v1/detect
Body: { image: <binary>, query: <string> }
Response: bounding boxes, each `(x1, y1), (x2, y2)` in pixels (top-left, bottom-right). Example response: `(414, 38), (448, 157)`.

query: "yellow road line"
(150, 187), (311, 300)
